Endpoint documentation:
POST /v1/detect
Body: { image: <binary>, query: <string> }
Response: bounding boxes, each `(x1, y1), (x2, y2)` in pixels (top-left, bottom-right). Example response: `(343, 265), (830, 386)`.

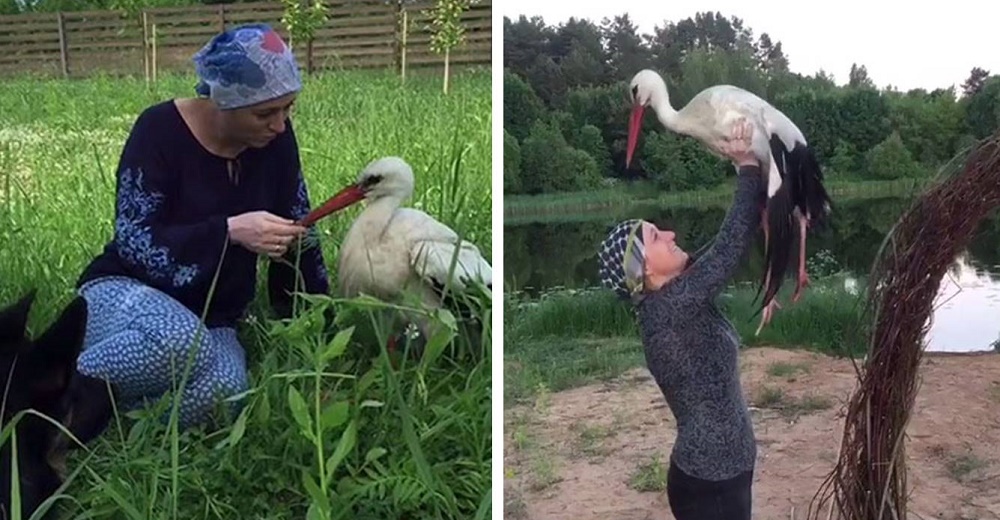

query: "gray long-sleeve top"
(635, 166), (763, 481)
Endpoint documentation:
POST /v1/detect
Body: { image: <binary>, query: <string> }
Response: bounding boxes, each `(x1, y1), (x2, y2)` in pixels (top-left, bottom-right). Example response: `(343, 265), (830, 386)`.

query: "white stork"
(625, 69), (831, 332)
(297, 156), (492, 355)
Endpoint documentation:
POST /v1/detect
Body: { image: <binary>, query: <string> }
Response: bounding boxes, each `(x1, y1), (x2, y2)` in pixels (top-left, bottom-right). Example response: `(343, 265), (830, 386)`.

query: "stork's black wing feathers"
(749, 134), (799, 315)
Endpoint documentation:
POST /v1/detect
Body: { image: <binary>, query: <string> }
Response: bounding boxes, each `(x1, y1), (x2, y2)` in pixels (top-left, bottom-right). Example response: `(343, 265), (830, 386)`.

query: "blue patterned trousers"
(77, 276), (249, 429)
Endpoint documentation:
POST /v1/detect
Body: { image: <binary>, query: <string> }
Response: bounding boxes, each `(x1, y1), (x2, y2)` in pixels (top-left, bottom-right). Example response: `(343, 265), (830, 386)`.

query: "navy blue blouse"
(77, 100), (330, 328)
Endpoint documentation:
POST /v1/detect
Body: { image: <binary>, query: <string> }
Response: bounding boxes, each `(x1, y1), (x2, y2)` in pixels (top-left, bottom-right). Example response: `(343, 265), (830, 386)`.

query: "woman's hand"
(719, 118), (760, 168)
(227, 211), (306, 258)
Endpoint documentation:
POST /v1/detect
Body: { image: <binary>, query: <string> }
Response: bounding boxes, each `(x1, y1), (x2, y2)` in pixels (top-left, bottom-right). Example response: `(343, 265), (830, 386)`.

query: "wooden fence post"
(307, 38), (314, 75)
(393, 0), (407, 83)
(152, 21), (157, 85)
(218, 5), (226, 32)
(56, 12), (68, 78)
(142, 10), (149, 85)
(401, 9), (408, 83)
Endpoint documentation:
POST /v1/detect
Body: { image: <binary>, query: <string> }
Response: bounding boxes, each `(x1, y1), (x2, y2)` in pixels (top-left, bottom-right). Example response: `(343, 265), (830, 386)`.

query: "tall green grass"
(0, 67), (491, 519)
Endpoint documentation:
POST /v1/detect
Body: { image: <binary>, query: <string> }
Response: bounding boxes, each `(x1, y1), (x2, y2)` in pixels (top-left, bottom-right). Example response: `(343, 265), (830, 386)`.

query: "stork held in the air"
(625, 69), (831, 333)
(296, 156), (492, 356)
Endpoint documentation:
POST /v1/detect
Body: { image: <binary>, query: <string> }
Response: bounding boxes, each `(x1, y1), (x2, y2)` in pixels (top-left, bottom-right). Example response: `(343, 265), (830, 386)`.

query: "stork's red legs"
(760, 205), (769, 253)
(386, 334), (399, 369)
(755, 203), (781, 336)
(756, 297), (781, 336)
(792, 213), (811, 303)
(755, 201), (814, 333)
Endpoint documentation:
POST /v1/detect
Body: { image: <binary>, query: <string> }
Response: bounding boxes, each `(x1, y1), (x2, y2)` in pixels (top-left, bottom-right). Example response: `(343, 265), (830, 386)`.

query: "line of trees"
(503, 12), (1000, 195)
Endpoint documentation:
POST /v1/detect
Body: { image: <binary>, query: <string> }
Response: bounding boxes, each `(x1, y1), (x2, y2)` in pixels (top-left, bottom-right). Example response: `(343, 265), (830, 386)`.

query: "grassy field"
(0, 67), (492, 519)
(504, 273), (868, 405)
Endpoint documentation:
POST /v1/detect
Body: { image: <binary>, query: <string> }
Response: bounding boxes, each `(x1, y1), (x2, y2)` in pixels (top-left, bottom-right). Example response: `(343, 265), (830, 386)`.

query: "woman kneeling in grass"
(74, 24), (330, 430)
(597, 119), (763, 519)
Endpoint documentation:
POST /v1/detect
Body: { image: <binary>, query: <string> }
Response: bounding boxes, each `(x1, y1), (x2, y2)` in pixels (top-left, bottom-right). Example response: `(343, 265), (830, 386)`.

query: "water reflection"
(925, 254), (1000, 352)
(504, 197), (929, 295)
(836, 255), (1000, 353)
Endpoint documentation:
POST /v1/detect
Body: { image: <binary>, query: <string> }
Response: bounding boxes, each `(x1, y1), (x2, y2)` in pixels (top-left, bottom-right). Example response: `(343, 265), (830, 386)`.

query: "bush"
(866, 131), (923, 180)
(503, 70), (545, 142)
(519, 119), (602, 193)
(570, 124), (613, 176)
(503, 129), (522, 193)
(641, 131), (727, 191)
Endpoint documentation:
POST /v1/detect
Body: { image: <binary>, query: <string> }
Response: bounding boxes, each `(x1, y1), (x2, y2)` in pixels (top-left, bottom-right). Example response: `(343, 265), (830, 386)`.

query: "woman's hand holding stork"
(718, 118), (760, 169)
(227, 211), (306, 258)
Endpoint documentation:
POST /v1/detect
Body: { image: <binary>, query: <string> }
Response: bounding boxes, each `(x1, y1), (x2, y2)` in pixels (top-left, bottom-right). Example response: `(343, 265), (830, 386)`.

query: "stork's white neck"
(357, 195), (403, 233)
(650, 86), (681, 133)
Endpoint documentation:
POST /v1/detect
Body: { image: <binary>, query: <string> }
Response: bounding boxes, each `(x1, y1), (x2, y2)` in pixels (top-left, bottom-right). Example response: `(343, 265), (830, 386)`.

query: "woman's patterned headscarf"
(192, 24), (301, 110)
(597, 219), (646, 300)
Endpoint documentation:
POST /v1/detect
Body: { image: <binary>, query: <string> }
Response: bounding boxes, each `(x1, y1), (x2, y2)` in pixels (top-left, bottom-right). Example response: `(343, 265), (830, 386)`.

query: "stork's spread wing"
(394, 208), (493, 293)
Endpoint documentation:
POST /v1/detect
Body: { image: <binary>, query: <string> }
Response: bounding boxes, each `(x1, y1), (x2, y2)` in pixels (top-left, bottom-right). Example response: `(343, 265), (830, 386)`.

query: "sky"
(500, 0), (1000, 93)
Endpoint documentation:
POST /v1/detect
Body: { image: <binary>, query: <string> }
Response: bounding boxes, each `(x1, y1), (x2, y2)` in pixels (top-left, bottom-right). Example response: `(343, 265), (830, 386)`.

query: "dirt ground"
(503, 347), (1000, 520)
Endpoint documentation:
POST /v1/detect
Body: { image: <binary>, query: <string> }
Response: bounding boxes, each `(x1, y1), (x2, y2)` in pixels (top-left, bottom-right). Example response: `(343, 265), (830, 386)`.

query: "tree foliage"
(503, 12), (999, 194)
(503, 129), (522, 193)
(425, 0), (475, 93)
(279, 0), (327, 50)
(517, 119), (602, 194)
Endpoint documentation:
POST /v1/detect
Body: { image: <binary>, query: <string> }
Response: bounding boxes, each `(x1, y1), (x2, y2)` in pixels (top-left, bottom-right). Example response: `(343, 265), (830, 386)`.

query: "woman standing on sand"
(596, 119), (762, 519)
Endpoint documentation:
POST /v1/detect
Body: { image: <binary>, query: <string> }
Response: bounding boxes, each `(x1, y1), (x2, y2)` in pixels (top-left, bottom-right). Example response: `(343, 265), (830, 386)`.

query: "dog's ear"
(0, 290), (36, 345)
(29, 297), (88, 398)
(62, 373), (115, 445)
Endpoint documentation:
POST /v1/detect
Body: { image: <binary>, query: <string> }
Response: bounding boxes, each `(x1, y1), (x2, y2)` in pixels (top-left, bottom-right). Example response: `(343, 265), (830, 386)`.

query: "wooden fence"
(0, 0), (491, 78)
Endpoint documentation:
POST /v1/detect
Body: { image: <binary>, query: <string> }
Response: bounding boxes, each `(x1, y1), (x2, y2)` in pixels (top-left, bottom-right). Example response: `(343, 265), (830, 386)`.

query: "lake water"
(504, 197), (1000, 353)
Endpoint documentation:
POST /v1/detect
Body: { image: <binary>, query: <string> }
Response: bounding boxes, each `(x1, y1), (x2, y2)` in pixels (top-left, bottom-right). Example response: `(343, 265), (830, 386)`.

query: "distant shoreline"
(504, 177), (931, 225)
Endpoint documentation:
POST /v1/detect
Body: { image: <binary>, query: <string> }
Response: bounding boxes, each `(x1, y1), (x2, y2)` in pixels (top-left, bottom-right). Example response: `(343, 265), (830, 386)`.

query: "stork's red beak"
(296, 183), (365, 227)
(626, 104), (645, 169)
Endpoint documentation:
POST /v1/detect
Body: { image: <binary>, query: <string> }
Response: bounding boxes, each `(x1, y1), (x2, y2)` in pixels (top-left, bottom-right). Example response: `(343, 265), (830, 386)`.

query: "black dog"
(0, 291), (115, 519)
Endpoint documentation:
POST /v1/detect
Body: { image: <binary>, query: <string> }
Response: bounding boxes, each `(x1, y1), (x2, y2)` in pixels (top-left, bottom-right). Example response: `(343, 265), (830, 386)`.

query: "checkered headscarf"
(597, 219), (646, 299)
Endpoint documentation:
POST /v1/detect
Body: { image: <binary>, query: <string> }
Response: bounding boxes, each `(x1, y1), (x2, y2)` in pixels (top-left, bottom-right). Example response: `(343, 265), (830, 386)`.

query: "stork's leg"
(754, 201), (782, 336)
(760, 204), (771, 290)
(755, 298), (782, 337)
(756, 260), (778, 336)
(761, 205), (769, 250)
(792, 214), (811, 303)
(386, 333), (399, 369)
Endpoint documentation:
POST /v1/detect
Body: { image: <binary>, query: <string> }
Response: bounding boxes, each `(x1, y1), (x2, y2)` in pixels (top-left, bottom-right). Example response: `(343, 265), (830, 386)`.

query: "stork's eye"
(631, 85), (639, 99)
(362, 174), (382, 188)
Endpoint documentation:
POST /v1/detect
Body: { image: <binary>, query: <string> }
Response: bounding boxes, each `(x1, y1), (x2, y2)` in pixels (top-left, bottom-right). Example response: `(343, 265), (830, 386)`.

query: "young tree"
(280, 0), (327, 74)
(426, 0), (475, 94)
